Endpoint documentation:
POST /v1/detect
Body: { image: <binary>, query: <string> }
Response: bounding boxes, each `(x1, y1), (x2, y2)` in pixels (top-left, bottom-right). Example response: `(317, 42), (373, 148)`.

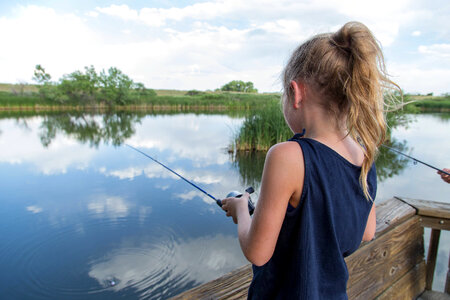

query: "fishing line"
(382, 144), (450, 176)
(125, 144), (256, 214)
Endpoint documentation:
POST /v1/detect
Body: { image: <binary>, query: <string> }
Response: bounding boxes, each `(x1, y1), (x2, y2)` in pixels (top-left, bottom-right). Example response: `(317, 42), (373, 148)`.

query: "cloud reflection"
(173, 190), (214, 205)
(87, 196), (131, 219)
(126, 114), (241, 168)
(0, 114), (242, 178)
(88, 234), (246, 297)
(0, 118), (96, 174)
(26, 205), (43, 214)
(100, 163), (224, 185)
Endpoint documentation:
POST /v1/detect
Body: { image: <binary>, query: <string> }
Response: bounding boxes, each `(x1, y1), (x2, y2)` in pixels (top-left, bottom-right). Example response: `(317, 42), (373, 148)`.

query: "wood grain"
(420, 216), (450, 231)
(397, 197), (450, 219)
(426, 229), (442, 290)
(347, 216), (424, 299)
(375, 260), (426, 300)
(374, 197), (417, 237)
(170, 264), (252, 299)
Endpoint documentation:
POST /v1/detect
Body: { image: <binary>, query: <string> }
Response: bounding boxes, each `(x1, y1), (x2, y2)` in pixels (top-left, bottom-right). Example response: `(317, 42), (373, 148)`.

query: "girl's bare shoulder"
(264, 142), (304, 181)
(267, 141), (304, 162)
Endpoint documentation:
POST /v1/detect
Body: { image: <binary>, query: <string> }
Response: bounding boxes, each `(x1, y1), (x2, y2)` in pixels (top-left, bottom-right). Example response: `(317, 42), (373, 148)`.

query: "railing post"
(445, 250), (450, 294)
(426, 229), (441, 290)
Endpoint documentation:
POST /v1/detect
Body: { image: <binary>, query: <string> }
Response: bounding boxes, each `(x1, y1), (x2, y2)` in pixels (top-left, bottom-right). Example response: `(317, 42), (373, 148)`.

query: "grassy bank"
(406, 94), (450, 111)
(0, 88), (280, 112)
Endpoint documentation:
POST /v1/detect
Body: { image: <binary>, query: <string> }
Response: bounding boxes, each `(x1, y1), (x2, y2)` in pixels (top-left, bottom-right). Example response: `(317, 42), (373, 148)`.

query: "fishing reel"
(220, 187), (255, 216)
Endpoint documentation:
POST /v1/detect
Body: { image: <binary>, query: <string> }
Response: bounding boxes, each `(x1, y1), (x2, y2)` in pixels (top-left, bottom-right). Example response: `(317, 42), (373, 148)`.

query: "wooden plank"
(170, 264), (252, 299)
(396, 197), (450, 219)
(417, 290), (450, 300)
(347, 216), (424, 299)
(375, 260), (426, 300)
(420, 216), (450, 231)
(426, 229), (442, 290)
(374, 197), (417, 237)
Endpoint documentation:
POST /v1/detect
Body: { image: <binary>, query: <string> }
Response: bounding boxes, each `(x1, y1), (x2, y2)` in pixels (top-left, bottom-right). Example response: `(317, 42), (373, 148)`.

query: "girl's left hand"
(221, 193), (250, 224)
(438, 168), (450, 183)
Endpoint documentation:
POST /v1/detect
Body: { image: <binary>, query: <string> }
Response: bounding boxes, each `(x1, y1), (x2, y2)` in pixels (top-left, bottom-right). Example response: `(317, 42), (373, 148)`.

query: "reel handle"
(217, 187), (255, 216)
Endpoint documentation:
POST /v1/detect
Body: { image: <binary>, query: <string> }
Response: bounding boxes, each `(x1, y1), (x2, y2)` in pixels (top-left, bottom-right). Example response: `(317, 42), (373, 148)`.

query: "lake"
(0, 111), (448, 299)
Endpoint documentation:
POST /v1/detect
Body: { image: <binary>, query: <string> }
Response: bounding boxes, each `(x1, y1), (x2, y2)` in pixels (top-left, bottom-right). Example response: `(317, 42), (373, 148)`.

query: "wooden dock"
(170, 197), (450, 300)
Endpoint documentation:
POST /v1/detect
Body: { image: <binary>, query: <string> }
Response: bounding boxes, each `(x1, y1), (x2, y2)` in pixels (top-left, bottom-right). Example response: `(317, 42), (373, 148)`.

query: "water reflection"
(1, 111), (448, 299)
(6, 110), (416, 186)
(88, 234), (245, 299)
(231, 151), (265, 190)
(0, 117), (97, 174)
(231, 137), (413, 190)
(376, 139), (410, 182)
(39, 112), (143, 147)
(87, 196), (131, 219)
(26, 205), (44, 214)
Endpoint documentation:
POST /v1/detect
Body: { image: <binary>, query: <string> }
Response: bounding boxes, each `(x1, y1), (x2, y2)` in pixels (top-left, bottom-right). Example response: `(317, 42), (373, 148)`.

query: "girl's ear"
(290, 80), (305, 109)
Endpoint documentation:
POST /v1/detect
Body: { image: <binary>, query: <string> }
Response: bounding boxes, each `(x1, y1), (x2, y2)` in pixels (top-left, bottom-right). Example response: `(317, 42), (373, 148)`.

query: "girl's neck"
(300, 107), (364, 166)
(300, 103), (348, 143)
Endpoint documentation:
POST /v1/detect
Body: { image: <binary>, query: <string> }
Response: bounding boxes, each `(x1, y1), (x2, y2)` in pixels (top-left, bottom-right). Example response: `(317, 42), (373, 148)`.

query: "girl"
(221, 21), (399, 299)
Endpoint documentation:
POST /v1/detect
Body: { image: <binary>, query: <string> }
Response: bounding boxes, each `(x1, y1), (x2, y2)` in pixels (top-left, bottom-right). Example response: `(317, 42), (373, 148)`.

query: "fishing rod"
(382, 144), (450, 176)
(125, 144), (256, 215)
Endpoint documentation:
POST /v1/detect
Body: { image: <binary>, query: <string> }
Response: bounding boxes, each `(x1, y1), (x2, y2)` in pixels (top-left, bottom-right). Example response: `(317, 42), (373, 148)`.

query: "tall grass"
(232, 95), (419, 152)
(233, 101), (292, 151)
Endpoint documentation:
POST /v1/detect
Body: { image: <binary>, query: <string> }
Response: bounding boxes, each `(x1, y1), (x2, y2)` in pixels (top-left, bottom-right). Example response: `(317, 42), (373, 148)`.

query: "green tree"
(98, 67), (134, 105)
(32, 64), (51, 83)
(220, 80), (258, 93)
(58, 66), (98, 102)
(32, 65), (153, 105)
(32, 64), (59, 101)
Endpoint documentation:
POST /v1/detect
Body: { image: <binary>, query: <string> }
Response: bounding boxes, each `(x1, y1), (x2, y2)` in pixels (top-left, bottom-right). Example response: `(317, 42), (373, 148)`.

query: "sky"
(0, 0), (449, 94)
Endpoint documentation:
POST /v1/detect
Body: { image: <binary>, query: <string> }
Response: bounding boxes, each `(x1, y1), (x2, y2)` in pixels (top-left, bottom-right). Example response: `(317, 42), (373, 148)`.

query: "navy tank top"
(247, 134), (376, 299)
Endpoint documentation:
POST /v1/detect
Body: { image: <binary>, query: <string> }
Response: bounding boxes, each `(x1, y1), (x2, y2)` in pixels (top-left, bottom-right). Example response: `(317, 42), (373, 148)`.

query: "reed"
(232, 95), (417, 152)
(233, 101), (292, 151)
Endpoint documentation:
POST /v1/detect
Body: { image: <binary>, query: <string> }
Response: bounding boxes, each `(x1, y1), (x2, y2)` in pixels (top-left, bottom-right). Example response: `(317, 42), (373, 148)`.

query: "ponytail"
(282, 21), (401, 201)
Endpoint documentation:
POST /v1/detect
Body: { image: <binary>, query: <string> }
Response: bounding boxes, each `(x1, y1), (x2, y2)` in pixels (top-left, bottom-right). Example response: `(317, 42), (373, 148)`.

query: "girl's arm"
(362, 204), (376, 241)
(222, 142), (304, 266)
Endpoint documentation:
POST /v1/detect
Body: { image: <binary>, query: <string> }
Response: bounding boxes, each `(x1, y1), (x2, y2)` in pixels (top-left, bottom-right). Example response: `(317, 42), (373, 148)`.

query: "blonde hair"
(282, 21), (401, 201)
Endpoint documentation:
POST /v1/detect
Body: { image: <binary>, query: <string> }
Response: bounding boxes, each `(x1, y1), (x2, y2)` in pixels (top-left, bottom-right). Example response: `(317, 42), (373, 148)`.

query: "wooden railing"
(397, 197), (450, 296)
(171, 197), (450, 300)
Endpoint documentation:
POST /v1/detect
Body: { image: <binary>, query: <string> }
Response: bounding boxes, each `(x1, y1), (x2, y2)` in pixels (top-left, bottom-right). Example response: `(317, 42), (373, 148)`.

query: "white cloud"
(0, 2), (449, 94)
(0, 5), (99, 83)
(390, 44), (450, 95)
(85, 11), (99, 18)
(95, 2), (245, 27)
(390, 64), (450, 95)
(418, 44), (450, 58)
(96, 4), (138, 21)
